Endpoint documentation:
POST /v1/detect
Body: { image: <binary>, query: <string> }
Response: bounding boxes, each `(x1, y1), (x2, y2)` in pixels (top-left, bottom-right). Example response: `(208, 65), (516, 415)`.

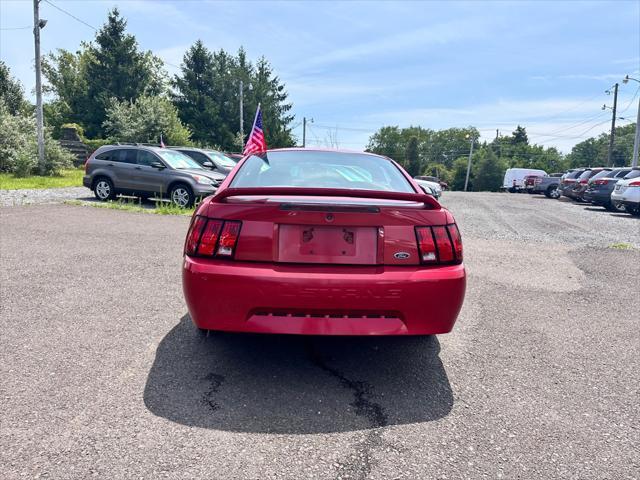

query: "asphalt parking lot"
(1, 192), (639, 479)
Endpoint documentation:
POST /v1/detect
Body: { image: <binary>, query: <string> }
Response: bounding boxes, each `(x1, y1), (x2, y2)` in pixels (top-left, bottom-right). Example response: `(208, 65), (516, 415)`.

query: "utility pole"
(633, 92), (640, 168)
(607, 83), (618, 167)
(623, 75), (640, 167)
(239, 80), (244, 140)
(302, 117), (313, 147)
(464, 136), (474, 192)
(33, 0), (45, 174)
(302, 117), (306, 148)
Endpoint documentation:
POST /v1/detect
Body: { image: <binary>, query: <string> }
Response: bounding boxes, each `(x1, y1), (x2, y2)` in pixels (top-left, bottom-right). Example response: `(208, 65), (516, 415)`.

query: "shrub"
(103, 95), (192, 146)
(13, 148), (37, 177)
(0, 104), (74, 176)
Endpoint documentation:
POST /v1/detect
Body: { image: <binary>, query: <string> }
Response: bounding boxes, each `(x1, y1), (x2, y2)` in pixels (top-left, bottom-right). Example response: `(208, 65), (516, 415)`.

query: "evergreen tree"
(83, 8), (166, 136)
(172, 44), (294, 151)
(473, 147), (506, 191)
(171, 40), (219, 145)
(511, 125), (529, 146)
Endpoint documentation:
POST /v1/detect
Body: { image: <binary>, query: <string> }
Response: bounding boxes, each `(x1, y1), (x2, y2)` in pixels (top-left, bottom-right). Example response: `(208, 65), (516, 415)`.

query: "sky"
(1, 0), (639, 153)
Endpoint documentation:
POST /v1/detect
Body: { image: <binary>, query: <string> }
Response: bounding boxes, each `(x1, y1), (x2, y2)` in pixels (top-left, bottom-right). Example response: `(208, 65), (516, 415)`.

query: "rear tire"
(170, 183), (194, 208)
(93, 177), (115, 201)
(544, 186), (557, 198)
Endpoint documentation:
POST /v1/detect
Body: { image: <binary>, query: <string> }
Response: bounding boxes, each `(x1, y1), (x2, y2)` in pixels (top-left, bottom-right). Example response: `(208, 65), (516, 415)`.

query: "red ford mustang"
(182, 149), (466, 335)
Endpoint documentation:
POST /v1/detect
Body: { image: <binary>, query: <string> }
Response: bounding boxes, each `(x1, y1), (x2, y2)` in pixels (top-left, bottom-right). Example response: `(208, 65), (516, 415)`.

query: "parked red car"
(182, 149), (466, 336)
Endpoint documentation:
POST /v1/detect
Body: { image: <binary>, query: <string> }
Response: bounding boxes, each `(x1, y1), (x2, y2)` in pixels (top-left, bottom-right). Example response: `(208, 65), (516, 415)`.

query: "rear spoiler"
(210, 187), (440, 209)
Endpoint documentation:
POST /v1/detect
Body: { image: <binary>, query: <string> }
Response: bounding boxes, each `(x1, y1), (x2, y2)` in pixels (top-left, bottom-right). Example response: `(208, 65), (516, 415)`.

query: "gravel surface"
(1, 195), (638, 479)
(0, 187), (88, 207)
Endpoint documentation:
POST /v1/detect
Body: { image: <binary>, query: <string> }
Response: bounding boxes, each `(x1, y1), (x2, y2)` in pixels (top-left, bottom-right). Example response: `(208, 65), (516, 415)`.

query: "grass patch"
(608, 242), (634, 250)
(0, 168), (84, 190)
(65, 198), (195, 216)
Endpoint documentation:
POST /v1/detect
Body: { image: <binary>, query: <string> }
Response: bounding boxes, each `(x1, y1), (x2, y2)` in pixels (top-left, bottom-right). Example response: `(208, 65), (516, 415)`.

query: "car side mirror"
(202, 161), (213, 168)
(419, 185), (432, 195)
(150, 161), (165, 169)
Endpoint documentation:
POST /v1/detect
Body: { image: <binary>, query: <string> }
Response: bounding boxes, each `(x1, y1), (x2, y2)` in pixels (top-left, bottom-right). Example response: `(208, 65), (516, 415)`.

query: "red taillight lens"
(185, 216), (207, 255)
(432, 226), (455, 263)
(579, 179), (588, 184)
(629, 180), (640, 187)
(197, 219), (223, 256)
(593, 179), (610, 185)
(416, 227), (438, 263)
(447, 224), (463, 261)
(184, 217), (241, 258)
(415, 224), (462, 265)
(217, 221), (241, 257)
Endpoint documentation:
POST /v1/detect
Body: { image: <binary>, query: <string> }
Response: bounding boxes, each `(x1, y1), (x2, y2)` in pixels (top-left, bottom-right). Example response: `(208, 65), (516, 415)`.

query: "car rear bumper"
(83, 175), (91, 189)
(182, 257), (466, 335)
(583, 190), (612, 204)
(611, 187), (640, 204)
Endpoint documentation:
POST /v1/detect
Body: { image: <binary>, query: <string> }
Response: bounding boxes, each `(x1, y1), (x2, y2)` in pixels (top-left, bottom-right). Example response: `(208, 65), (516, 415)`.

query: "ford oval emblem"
(394, 252), (410, 260)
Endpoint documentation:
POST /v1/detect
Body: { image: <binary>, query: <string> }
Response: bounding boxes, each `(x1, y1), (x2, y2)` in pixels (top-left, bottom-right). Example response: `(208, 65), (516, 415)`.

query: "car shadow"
(143, 315), (453, 434)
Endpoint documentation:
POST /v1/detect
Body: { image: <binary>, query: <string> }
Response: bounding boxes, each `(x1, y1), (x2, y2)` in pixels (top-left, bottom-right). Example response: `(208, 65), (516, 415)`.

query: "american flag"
(243, 104), (267, 155)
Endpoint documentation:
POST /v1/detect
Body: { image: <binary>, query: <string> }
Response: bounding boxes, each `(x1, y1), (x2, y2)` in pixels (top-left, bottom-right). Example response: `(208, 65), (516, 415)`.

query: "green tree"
(450, 157), (471, 191)
(173, 44), (295, 150)
(511, 125), (529, 146)
(472, 147), (506, 191)
(171, 40), (218, 145)
(42, 9), (166, 138)
(0, 61), (29, 115)
(103, 95), (191, 145)
(405, 136), (420, 175)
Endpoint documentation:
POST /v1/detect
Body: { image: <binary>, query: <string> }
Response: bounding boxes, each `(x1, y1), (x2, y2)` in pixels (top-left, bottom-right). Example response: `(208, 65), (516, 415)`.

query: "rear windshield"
(623, 169), (640, 180)
(577, 170), (595, 180)
(589, 170), (612, 180)
(230, 151), (415, 193)
(566, 170), (584, 179)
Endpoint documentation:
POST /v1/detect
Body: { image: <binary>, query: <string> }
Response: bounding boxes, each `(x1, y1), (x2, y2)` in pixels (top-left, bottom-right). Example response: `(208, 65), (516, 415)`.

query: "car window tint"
(119, 149), (137, 164)
(95, 150), (112, 161)
(615, 169), (631, 178)
(623, 169), (640, 180)
(137, 150), (159, 166)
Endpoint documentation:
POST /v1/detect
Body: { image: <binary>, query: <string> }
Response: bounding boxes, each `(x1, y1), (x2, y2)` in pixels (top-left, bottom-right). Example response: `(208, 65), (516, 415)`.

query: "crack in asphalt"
(202, 373), (225, 412)
(306, 341), (390, 480)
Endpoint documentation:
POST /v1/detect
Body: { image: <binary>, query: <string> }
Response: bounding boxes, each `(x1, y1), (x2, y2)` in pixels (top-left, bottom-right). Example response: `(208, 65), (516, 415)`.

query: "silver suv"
(83, 145), (226, 207)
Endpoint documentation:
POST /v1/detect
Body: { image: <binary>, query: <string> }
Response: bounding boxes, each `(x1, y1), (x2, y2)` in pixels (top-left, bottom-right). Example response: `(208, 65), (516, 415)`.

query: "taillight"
(416, 227), (438, 263)
(184, 216), (241, 258)
(447, 224), (463, 261)
(629, 180), (640, 187)
(217, 221), (241, 257)
(579, 179), (588, 184)
(415, 224), (462, 265)
(197, 219), (223, 256)
(84, 159), (89, 174)
(593, 179), (610, 185)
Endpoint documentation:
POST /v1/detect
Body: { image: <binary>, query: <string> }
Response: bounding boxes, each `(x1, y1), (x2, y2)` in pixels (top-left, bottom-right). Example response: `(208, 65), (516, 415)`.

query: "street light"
(622, 75), (640, 168)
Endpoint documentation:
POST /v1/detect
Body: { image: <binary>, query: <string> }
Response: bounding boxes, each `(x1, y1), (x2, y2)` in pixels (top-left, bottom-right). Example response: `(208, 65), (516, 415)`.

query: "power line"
(0, 26), (32, 31)
(42, 0), (97, 31)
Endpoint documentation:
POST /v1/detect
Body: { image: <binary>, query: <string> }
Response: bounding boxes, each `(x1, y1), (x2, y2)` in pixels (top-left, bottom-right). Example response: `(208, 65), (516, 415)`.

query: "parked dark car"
(174, 148), (238, 175)
(558, 168), (585, 198)
(583, 167), (632, 211)
(83, 145), (225, 207)
(568, 168), (610, 201)
(559, 168), (586, 198)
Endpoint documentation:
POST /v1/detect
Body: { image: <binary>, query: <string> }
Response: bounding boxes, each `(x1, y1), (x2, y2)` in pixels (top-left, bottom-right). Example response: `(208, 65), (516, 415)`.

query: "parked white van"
(502, 168), (547, 192)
